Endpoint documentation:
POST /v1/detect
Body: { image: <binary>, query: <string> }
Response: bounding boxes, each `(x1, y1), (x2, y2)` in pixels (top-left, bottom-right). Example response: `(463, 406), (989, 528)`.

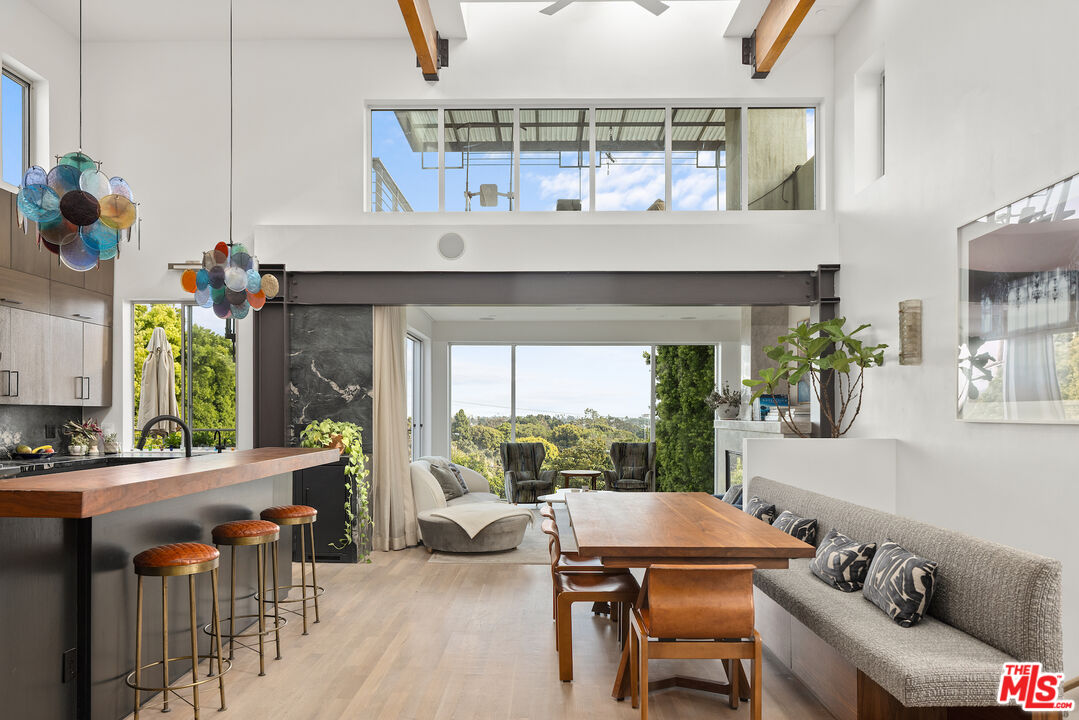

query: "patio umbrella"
(137, 327), (179, 435)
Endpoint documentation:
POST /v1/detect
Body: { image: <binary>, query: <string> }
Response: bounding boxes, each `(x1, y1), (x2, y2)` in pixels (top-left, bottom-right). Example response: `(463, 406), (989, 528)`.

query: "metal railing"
(371, 157), (413, 212)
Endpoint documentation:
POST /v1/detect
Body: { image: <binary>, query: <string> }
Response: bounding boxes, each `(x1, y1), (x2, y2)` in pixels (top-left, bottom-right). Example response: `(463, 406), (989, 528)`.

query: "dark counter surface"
(0, 451), (215, 479)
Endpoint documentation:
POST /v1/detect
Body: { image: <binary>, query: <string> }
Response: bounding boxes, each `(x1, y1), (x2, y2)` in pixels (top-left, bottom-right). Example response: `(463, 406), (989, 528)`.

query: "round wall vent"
(437, 232), (465, 260)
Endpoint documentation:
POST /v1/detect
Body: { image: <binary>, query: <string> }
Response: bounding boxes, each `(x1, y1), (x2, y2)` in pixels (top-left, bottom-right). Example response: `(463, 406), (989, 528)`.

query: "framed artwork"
(958, 172), (1079, 423)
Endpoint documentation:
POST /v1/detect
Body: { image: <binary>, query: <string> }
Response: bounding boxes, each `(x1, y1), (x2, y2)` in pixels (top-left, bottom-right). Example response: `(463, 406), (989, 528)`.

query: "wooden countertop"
(0, 447), (340, 519)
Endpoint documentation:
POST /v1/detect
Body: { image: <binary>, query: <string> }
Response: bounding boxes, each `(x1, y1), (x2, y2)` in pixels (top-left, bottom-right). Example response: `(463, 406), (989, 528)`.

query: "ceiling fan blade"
(540, 0), (575, 15)
(634, 0), (670, 15)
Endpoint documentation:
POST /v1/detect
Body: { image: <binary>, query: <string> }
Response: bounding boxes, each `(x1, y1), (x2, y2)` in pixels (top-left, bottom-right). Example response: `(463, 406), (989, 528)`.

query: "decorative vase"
(104, 442), (121, 454)
(69, 445), (87, 456)
(327, 434), (345, 452)
(88, 444), (101, 455)
(720, 405), (741, 420)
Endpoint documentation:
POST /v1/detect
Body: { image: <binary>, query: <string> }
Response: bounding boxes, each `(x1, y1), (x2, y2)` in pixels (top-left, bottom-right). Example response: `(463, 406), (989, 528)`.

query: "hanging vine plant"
(300, 419), (371, 562)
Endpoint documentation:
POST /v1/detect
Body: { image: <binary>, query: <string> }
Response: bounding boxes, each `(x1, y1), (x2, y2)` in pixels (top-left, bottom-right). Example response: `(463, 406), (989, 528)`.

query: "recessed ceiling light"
(815, 7), (827, 13)
(681, 316), (697, 320)
(479, 316), (496, 321)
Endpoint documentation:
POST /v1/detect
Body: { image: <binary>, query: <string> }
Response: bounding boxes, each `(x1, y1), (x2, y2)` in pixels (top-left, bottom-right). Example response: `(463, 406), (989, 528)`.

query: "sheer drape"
(1002, 333), (1065, 421)
(371, 306), (419, 551)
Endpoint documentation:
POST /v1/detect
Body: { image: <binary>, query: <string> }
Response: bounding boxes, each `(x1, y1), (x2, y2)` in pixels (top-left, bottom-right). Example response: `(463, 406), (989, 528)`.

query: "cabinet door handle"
(83, 377), (90, 401)
(75, 376), (83, 400)
(72, 313), (90, 320)
(0, 298), (23, 305)
(0, 370), (8, 397)
(10, 371), (17, 398)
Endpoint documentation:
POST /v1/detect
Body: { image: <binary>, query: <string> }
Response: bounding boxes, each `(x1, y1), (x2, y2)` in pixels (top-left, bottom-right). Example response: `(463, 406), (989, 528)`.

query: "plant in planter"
(743, 318), (887, 438)
(103, 432), (121, 454)
(64, 418), (103, 455)
(705, 381), (743, 419)
(299, 419), (372, 562)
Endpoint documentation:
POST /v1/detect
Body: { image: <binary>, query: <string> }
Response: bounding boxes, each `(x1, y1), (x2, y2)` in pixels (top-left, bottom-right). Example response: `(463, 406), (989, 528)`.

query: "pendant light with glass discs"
(16, 0), (137, 271)
(179, 0), (278, 319)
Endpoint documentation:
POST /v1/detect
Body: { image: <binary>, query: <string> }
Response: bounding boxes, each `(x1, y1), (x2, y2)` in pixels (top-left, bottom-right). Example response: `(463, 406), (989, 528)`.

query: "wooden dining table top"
(564, 491), (815, 567)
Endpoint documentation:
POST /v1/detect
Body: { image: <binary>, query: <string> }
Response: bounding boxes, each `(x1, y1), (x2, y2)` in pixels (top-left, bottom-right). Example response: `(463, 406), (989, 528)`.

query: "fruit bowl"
(12, 452), (52, 460)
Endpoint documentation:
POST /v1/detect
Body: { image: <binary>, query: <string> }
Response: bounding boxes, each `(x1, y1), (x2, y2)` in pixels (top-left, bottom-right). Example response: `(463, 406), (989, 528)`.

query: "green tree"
(132, 304), (182, 428)
(469, 424), (506, 455)
(549, 423), (588, 451)
(190, 325), (236, 431)
(548, 435), (612, 475)
(516, 435), (559, 464)
(451, 409), (471, 443)
(654, 345), (715, 492)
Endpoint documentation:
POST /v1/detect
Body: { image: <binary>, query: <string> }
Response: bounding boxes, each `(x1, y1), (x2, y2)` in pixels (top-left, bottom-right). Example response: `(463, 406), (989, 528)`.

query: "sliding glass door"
(406, 334), (425, 460)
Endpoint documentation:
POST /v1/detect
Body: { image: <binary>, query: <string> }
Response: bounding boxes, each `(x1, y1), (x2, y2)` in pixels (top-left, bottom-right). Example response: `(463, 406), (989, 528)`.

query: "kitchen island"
(0, 447), (338, 720)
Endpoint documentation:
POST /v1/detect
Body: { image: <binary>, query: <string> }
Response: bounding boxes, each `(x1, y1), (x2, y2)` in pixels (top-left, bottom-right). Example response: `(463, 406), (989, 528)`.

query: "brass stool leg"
(134, 575), (143, 720)
(308, 522), (320, 624)
(161, 576), (170, 713)
(188, 574), (200, 720)
(210, 567), (227, 710)
(270, 540), (282, 660)
(256, 543), (266, 676)
(299, 524), (309, 635)
(228, 545), (236, 660)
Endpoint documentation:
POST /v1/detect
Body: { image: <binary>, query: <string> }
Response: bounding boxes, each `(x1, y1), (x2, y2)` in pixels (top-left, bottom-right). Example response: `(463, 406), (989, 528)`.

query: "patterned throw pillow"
(772, 510), (817, 544)
(863, 541), (938, 627)
(810, 529), (878, 592)
(430, 464), (465, 500)
(447, 462), (470, 494)
(744, 497), (776, 524)
(721, 483), (743, 505)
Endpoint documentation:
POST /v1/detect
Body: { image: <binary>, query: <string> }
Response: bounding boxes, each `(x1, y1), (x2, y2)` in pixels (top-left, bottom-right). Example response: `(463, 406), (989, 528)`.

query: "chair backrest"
(540, 518), (560, 572)
(642, 564), (755, 640)
(540, 505), (556, 520)
(609, 442), (656, 476)
(499, 442), (546, 475)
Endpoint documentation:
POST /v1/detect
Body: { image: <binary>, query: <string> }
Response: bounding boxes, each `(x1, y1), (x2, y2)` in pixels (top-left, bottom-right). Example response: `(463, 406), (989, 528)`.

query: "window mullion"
(438, 108), (445, 212)
(664, 106), (672, 210)
(510, 345), (517, 441)
(588, 107), (596, 212)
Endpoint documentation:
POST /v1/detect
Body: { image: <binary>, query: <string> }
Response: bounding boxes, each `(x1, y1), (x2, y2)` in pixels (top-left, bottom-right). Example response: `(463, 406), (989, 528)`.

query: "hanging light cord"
(228, 0), (234, 247)
(78, 0), (83, 150)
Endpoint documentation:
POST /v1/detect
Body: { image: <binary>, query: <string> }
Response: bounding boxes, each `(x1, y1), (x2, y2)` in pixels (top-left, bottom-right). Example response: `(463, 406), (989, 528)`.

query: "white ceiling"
(29, 0), (467, 41)
(416, 305), (747, 322)
(724, 0), (860, 37)
(29, 0), (854, 42)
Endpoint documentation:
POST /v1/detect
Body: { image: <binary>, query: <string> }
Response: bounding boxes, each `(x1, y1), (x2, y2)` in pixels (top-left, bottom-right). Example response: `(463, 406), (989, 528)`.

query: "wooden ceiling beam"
(398, 0), (446, 81)
(746, 0), (815, 78)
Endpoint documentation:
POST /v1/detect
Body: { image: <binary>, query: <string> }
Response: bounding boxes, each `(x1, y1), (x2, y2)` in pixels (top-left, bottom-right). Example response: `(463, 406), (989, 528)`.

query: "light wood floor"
(125, 548), (835, 720)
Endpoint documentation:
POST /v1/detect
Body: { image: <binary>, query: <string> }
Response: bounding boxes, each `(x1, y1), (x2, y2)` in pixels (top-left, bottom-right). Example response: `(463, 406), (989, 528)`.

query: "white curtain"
(371, 306), (418, 551)
(137, 327), (179, 433)
(1002, 333), (1065, 422)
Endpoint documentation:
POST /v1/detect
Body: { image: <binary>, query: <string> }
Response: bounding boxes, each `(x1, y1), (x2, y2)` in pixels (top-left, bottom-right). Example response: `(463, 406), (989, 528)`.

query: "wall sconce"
(899, 300), (922, 365)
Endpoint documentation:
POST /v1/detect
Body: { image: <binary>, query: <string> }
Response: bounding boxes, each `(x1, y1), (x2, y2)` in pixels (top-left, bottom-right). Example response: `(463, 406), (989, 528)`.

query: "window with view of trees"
(449, 344), (715, 497)
(133, 303), (237, 449)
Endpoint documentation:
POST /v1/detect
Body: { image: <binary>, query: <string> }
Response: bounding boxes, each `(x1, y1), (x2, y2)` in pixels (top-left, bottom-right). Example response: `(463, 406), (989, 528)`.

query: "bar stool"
(209, 519), (285, 677)
(127, 542), (229, 720)
(260, 505), (323, 634)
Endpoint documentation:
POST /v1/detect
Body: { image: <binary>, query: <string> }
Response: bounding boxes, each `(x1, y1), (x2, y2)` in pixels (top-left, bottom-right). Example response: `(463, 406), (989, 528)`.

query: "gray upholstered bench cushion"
(756, 559), (1014, 706)
(417, 510), (531, 553)
(446, 492), (502, 506)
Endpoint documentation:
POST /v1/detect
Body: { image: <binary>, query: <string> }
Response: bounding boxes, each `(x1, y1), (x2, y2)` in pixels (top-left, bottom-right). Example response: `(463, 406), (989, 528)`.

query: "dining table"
(562, 491), (816, 703)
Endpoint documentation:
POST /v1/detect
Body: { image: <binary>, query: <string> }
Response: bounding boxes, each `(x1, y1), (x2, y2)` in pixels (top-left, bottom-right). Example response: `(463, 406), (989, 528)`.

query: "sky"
(450, 345), (653, 419)
(1, 73), (26, 187)
(371, 108), (814, 213)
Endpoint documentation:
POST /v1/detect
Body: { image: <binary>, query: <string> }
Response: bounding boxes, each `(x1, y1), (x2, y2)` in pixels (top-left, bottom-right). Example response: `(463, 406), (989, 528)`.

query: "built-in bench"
(748, 476), (1064, 720)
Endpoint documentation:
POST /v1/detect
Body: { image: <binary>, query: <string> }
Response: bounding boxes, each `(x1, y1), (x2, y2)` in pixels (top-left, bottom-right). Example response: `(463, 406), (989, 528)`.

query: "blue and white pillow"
(810, 528), (877, 592)
(744, 497), (776, 524)
(772, 510), (817, 544)
(863, 541), (938, 627)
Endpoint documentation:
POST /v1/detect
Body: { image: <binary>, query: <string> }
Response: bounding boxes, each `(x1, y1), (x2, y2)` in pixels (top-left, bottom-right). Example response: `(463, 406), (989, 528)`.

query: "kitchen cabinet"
(47, 316), (85, 406)
(49, 282), (111, 326)
(83, 261), (114, 295)
(50, 252), (86, 287)
(82, 323), (111, 407)
(0, 308), (50, 405)
(0, 266), (50, 314)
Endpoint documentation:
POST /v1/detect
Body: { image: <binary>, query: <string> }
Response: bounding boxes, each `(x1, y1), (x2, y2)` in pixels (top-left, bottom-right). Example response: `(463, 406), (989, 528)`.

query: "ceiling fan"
(540, 0), (671, 16)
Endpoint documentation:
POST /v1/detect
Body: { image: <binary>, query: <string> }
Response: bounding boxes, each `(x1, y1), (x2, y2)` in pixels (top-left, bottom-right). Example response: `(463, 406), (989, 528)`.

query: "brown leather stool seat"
(212, 519), (280, 545)
(260, 504), (317, 525)
(133, 542), (220, 576)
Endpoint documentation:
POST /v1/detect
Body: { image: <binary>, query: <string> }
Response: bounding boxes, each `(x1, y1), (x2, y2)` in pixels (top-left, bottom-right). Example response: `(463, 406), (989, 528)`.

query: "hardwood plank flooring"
(123, 547), (835, 719)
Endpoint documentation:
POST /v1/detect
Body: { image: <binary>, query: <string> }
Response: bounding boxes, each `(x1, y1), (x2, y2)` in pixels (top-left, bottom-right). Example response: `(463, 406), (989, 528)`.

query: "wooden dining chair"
(540, 519), (640, 682)
(540, 505), (556, 521)
(629, 564), (762, 720)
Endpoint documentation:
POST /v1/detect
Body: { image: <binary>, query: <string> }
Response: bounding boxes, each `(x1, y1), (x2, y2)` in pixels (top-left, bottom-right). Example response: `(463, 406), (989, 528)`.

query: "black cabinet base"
(293, 458), (371, 563)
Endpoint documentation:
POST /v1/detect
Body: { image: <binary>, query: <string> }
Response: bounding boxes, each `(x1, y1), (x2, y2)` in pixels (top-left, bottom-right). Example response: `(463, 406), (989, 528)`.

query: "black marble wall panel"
(288, 305), (373, 451)
(0, 405), (82, 455)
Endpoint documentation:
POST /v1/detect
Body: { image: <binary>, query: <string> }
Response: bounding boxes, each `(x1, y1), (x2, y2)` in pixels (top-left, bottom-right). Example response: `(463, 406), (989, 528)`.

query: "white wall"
(833, 0), (1079, 672)
(73, 1), (835, 444)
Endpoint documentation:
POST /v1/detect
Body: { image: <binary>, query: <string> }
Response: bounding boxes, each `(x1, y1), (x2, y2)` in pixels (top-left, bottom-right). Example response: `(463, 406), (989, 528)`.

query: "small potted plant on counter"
(64, 418), (103, 456)
(706, 381), (743, 420)
(103, 432), (121, 455)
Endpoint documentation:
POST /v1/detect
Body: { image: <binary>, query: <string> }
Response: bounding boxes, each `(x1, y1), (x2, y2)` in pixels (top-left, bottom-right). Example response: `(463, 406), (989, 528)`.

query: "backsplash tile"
(0, 406), (83, 457)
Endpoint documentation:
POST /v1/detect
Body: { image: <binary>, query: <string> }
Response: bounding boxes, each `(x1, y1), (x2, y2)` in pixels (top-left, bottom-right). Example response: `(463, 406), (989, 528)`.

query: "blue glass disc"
(195, 268), (210, 290)
(59, 234), (100, 271)
(79, 221), (118, 252)
(17, 185), (61, 223)
(245, 269), (261, 292)
(59, 151), (96, 172)
(47, 164), (81, 195)
(22, 166), (47, 187)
